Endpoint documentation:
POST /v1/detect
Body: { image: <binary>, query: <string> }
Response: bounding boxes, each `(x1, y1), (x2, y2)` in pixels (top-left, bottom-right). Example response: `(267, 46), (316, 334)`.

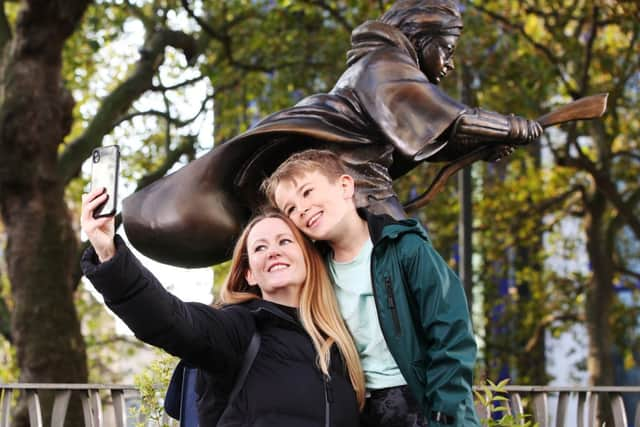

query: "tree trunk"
(515, 248), (548, 385)
(584, 190), (615, 425)
(514, 145), (548, 385)
(0, 1), (90, 425)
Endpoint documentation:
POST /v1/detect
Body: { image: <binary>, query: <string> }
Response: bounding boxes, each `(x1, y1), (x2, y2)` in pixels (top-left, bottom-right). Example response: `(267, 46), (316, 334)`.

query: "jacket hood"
(347, 20), (419, 67)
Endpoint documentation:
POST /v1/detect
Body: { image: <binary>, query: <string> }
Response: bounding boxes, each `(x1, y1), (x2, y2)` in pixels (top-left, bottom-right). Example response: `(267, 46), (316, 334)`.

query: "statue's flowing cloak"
(123, 21), (465, 267)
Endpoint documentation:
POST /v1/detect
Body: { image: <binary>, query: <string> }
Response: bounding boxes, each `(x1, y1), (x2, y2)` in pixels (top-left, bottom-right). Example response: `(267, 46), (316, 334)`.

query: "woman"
(80, 188), (365, 426)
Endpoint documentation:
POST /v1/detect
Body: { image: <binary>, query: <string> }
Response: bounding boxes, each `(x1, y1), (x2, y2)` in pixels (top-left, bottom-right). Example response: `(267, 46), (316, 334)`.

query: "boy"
(262, 149), (480, 427)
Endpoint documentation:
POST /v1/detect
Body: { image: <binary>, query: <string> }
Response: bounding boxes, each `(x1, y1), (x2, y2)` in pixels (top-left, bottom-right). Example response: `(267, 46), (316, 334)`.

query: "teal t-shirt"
(329, 238), (406, 390)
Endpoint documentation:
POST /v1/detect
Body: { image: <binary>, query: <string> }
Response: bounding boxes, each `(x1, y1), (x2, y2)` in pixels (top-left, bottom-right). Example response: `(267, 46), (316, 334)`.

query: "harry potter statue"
(122, 0), (542, 267)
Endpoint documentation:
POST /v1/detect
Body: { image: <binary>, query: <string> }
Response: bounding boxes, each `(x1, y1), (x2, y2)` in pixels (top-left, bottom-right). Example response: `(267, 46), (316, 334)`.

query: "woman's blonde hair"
(219, 208), (365, 408)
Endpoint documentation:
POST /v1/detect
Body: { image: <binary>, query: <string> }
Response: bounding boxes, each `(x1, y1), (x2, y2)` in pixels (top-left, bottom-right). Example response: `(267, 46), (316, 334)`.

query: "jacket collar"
(357, 207), (430, 245)
(239, 299), (301, 327)
(315, 208), (430, 255)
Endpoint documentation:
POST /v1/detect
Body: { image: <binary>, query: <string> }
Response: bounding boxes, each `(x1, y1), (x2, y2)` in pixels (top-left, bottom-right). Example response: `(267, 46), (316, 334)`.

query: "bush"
(132, 350), (178, 427)
(474, 379), (539, 427)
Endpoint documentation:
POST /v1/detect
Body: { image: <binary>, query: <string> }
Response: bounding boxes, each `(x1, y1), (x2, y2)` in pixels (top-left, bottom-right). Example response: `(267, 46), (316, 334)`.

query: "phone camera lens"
(93, 151), (100, 163)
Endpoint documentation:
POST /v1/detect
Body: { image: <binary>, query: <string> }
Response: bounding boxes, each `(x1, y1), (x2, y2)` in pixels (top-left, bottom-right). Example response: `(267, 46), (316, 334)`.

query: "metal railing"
(475, 386), (640, 427)
(0, 383), (140, 427)
(1, 383), (640, 426)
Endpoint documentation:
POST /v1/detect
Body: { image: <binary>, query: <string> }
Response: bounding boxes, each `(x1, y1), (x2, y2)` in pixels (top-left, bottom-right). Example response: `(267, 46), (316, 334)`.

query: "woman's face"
(420, 35), (458, 84)
(245, 217), (307, 305)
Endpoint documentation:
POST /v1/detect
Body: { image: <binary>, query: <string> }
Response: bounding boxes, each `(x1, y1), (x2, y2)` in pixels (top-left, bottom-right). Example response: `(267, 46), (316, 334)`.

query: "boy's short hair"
(261, 149), (348, 205)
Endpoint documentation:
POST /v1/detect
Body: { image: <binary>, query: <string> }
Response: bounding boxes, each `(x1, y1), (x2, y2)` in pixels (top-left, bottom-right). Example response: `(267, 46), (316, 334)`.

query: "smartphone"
(90, 145), (120, 218)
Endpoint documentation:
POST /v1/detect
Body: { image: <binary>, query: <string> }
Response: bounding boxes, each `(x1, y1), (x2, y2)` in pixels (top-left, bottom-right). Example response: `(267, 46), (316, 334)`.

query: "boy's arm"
(399, 234), (477, 426)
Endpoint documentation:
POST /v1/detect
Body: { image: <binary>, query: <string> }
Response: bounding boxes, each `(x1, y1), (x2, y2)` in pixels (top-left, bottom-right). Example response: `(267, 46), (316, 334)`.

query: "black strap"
(164, 360), (186, 419)
(227, 331), (261, 404)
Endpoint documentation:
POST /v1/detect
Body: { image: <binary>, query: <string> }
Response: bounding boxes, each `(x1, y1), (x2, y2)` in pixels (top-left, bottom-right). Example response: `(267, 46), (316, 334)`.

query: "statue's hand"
(485, 144), (516, 162)
(508, 115), (543, 145)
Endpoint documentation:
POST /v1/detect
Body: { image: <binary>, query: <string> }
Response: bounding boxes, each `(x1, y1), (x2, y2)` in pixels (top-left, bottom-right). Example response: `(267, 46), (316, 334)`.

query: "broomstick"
(403, 93), (609, 212)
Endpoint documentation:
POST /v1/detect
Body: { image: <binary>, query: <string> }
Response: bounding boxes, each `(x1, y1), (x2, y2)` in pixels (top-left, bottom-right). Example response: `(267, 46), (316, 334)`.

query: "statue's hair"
(380, 0), (463, 43)
(218, 208), (365, 408)
(261, 149), (348, 207)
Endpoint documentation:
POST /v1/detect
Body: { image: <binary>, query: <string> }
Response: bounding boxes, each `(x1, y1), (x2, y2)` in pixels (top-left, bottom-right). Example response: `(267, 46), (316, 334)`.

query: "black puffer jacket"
(81, 236), (359, 427)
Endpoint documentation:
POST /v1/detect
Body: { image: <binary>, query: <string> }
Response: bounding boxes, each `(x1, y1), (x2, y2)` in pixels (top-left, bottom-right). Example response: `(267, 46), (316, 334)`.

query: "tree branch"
(114, 94), (213, 129)
(536, 184), (584, 214)
(569, 131), (595, 167)
(57, 28), (199, 184)
(525, 313), (583, 353)
(611, 22), (640, 98)
(123, 0), (154, 31)
(151, 74), (206, 91)
(0, 294), (11, 343)
(86, 335), (147, 349)
(578, 5), (598, 94)
(300, 0), (354, 33)
(562, 155), (640, 240)
(605, 186), (640, 258)
(0, 0), (12, 53)
(615, 264), (640, 282)
(181, 0), (304, 72)
(611, 150), (640, 164)
(160, 74), (172, 149)
(180, 0), (223, 40)
(470, 3), (579, 97)
(135, 135), (196, 191)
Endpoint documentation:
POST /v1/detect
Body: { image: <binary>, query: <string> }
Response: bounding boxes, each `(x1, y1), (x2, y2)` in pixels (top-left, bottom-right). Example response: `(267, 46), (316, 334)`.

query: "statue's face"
(420, 35), (458, 84)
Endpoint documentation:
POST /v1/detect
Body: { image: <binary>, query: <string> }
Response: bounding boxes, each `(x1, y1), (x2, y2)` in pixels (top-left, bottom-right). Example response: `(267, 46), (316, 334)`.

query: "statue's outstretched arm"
(427, 108), (542, 162)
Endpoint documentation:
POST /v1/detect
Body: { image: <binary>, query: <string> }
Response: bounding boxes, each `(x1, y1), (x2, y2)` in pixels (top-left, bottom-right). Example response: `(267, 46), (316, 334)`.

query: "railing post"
(577, 391), (586, 427)
(587, 392), (599, 427)
(111, 389), (127, 427)
(26, 390), (43, 427)
(555, 391), (569, 427)
(90, 390), (103, 426)
(81, 389), (95, 427)
(0, 389), (12, 427)
(510, 392), (523, 417)
(51, 389), (71, 427)
(610, 393), (627, 427)
(532, 392), (548, 427)
(474, 389), (490, 420)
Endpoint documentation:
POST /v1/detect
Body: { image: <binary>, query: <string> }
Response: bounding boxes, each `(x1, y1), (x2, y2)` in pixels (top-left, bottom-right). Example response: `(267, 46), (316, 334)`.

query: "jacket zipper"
(384, 275), (402, 336)
(257, 305), (333, 426)
(323, 375), (332, 427)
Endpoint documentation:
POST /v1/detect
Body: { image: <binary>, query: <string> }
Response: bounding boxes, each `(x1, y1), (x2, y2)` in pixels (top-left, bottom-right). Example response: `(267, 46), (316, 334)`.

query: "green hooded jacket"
(361, 209), (480, 427)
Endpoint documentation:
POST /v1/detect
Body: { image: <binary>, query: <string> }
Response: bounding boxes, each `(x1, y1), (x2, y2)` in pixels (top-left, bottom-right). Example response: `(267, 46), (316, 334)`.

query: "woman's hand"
(81, 188), (116, 262)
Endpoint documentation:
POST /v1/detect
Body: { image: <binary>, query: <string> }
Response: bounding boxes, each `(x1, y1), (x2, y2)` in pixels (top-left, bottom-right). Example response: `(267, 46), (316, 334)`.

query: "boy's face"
(273, 171), (355, 242)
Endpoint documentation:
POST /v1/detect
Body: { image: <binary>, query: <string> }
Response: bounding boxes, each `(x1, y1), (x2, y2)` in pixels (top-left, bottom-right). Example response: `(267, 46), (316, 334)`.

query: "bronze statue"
(121, 0), (563, 267)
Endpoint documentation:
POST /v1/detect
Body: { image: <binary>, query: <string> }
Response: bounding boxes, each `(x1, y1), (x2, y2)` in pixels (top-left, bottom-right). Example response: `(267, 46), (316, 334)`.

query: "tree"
(0, 1), (91, 424)
(0, 0), (380, 424)
(462, 1), (640, 420)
